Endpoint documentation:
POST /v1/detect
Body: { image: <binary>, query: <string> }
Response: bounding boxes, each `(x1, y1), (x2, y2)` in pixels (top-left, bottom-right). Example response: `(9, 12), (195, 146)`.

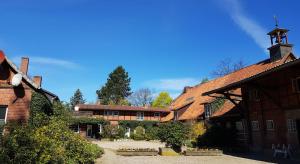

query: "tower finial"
(274, 15), (278, 27)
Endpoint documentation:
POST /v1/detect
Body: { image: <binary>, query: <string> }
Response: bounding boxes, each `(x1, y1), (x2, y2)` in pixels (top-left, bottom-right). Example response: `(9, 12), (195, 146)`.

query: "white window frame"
(154, 112), (160, 118)
(266, 120), (275, 131)
(0, 106), (8, 125)
(98, 124), (103, 134)
(136, 111), (144, 121)
(287, 119), (297, 133)
(251, 120), (260, 131)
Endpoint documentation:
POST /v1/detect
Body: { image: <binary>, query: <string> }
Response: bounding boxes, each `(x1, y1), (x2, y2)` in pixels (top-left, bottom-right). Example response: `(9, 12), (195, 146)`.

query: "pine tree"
(96, 66), (131, 105)
(70, 89), (86, 110)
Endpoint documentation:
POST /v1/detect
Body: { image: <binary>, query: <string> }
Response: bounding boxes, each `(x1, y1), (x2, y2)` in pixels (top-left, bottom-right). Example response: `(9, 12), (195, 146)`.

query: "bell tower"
(267, 18), (293, 62)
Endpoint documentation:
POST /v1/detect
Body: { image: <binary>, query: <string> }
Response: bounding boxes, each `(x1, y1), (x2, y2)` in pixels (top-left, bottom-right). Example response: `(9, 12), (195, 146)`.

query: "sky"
(0, 0), (299, 102)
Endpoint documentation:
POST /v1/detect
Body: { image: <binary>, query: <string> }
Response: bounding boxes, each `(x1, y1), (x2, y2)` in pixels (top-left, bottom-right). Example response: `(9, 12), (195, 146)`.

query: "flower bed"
(184, 148), (223, 156)
(116, 148), (158, 156)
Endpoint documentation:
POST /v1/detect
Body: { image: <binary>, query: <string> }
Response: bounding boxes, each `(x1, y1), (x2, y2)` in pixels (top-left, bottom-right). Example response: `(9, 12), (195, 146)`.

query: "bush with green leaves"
(119, 120), (158, 130)
(0, 92), (104, 163)
(145, 126), (159, 140)
(132, 126), (146, 140)
(197, 124), (237, 148)
(103, 125), (125, 140)
(157, 121), (188, 152)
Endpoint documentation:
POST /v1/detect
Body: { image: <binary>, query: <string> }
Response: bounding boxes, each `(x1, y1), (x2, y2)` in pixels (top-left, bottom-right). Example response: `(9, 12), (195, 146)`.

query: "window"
(113, 111), (119, 117)
(0, 106), (7, 125)
(266, 120), (275, 131)
(204, 104), (212, 119)
(136, 112), (144, 121)
(251, 121), (260, 131)
(174, 111), (178, 121)
(185, 97), (194, 102)
(154, 112), (160, 118)
(287, 119), (297, 133)
(235, 121), (244, 131)
(292, 78), (300, 93)
(104, 111), (112, 116)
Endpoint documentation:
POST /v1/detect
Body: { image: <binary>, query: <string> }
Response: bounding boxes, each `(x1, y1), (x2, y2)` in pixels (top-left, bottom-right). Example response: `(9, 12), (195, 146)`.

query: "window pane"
(0, 107), (6, 120)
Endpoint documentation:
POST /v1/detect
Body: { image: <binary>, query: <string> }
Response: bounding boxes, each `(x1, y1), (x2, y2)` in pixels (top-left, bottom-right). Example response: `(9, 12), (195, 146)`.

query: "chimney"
(33, 76), (42, 88)
(20, 57), (29, 75)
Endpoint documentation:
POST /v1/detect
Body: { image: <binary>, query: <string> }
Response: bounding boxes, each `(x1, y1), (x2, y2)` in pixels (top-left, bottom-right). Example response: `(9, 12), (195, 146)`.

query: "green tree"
(152, 92), (172, 108)
(29, 92), (52, 128)
(96, 66), (132, 105)
(200, 77), (209, 84)
(70, 89), (86, 110)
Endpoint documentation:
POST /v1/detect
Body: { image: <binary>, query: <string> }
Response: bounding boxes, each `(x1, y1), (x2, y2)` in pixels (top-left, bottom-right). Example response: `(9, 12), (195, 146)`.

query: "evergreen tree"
(96, 66), (131, 105)
(70, 89), (86, 110)
(152, 92), (173, 108)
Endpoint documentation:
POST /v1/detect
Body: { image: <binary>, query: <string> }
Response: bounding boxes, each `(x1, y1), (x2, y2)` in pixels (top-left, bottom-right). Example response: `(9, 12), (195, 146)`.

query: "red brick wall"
(0, 61), (33, 123)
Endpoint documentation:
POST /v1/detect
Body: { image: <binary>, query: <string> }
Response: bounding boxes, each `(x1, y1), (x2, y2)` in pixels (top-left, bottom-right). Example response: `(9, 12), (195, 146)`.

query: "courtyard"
(92, 140), (292, 164)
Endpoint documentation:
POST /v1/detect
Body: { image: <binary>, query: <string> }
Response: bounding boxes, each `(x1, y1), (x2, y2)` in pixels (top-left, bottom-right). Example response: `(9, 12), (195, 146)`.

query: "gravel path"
(93, 140), (274, 164)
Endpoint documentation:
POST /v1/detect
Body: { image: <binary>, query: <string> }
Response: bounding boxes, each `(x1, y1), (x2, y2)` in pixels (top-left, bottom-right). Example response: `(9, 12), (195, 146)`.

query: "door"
(87, 125), (93, 138)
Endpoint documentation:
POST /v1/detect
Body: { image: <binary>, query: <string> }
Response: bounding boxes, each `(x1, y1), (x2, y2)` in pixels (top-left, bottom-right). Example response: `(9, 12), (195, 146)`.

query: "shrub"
(103, 125), (119, 140)
(189, 122), (206, 141)
(119, 120), (158, 130)
(145, 126), (159, 140)
(0, 94), (104, 163)
(133, 126), (146, 140)
(157, 122), (188, 152)
(197, 124), (236, 148)
(0, 120), (103, 163)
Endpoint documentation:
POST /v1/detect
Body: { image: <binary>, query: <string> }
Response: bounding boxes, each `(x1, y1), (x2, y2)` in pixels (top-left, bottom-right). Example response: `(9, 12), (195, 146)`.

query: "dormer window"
(185, 97), (194, 102)
(204, 103), (212, 119)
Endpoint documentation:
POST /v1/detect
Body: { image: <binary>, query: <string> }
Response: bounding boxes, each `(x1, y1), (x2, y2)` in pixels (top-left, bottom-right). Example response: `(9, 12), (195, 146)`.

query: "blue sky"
(1, 0), (299, 102)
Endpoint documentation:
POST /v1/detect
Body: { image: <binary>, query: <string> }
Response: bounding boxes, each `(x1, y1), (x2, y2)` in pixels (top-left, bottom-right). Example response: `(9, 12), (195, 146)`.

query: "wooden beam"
(251, 83), (282, 109)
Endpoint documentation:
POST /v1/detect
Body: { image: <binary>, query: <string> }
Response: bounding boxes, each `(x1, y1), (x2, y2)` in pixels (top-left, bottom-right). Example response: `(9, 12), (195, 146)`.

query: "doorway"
(87, 125), (93, 138)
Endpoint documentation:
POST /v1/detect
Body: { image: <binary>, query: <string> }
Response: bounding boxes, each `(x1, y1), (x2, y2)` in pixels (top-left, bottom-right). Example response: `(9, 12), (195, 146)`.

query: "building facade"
(74, 104), (171, 137)
(0, 51), (58, 127)
(203, 26), (300, 151)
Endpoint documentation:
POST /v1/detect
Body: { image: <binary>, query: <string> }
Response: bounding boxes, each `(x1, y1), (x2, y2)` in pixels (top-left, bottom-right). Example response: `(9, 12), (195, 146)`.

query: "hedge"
(119, 120), (158, 129)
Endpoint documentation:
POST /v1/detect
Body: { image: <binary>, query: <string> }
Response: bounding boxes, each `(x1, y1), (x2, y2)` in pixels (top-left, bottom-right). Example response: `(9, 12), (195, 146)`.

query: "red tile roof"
(76, 104), (171, 113)
(164, 53), (296, 121)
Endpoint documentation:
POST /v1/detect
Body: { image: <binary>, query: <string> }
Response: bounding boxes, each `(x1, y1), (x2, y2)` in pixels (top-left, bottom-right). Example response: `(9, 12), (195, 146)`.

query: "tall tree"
(152, 92), (173, 108)
(70, 89), (86, 110)
(96, 66), (131, 105)
(211, 58), (246, 78)
(128, 88), (153, 106)
(200, 77), (209, 84)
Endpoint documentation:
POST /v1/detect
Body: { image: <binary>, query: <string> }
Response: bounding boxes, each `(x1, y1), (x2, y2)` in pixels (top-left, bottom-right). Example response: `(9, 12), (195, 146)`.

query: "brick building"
(203, 26), (300, 151)
(74, 104), (171, 137)
(0, 51), (58, 126)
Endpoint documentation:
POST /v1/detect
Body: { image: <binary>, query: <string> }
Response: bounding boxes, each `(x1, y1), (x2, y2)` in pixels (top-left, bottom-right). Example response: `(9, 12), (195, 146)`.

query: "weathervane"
(274, 15), (279, 27)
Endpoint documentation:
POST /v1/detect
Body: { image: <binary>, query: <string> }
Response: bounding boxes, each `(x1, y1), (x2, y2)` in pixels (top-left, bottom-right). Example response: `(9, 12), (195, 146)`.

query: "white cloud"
(220, 0), (269, 51)
(143, 78), (199, 91)
(12, 56), (80, 69)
